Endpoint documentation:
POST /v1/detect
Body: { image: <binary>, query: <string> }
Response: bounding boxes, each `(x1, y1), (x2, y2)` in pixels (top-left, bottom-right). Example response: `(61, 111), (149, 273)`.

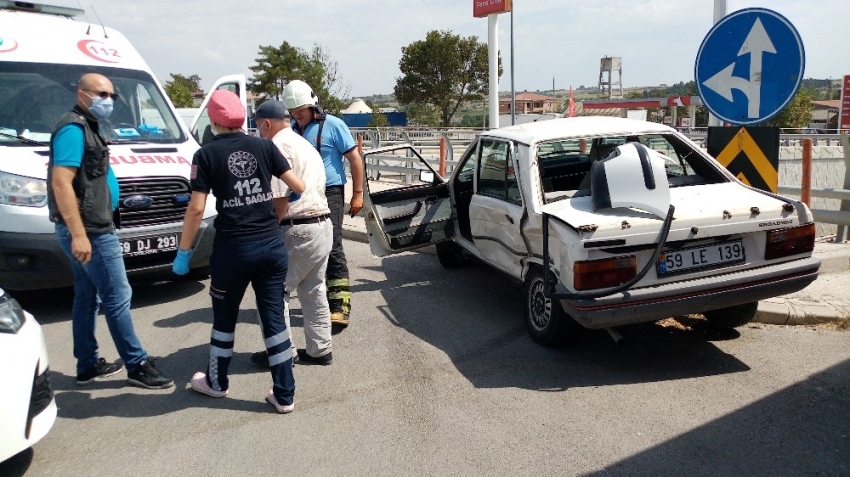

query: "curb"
(341, 223), (367, 244)
(755, 297), (848, 326)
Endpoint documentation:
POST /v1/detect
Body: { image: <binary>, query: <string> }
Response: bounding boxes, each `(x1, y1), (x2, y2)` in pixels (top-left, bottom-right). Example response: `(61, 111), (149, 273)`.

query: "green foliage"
(403, 103), (441, 127)
(163, 73), (201, 108)
(366, 112), (389, 128)
(248, 42), (349, 115)
(457, 113), (487, 128)
(394, 30), (499, 127)
(757, 89), (813, 129)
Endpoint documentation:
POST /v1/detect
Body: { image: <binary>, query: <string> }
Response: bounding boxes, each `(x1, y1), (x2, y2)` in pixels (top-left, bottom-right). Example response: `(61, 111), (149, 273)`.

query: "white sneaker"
(190, 372), (227, 398)
(266, 390), (294, 414)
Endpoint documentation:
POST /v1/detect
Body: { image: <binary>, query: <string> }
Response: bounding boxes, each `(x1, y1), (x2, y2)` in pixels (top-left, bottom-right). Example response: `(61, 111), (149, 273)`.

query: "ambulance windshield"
(0, 62), (186, 145)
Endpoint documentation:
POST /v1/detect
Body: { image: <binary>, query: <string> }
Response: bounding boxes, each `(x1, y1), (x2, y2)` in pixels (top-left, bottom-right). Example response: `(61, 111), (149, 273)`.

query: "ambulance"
(0, 1), (245, 290)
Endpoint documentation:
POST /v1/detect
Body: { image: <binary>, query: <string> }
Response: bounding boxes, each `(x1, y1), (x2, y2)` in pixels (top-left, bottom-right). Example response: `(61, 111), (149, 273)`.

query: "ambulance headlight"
(0, 171), (48, 207)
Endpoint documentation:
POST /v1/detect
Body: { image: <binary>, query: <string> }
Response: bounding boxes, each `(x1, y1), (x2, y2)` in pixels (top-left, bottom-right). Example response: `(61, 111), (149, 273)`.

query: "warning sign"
(706, 127), (780, 192)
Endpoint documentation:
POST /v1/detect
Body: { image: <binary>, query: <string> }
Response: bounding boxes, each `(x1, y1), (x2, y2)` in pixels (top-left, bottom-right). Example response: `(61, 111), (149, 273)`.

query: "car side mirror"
(419, 170), (435, 184)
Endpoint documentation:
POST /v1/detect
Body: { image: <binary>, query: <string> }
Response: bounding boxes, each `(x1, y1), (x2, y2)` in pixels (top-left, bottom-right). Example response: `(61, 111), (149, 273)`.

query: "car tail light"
(764, 223), (816, 260)
(574, 256), (636, 290)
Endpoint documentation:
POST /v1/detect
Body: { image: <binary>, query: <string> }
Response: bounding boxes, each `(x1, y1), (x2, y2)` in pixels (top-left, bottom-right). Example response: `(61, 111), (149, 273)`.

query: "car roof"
(478, 116), (678, 145)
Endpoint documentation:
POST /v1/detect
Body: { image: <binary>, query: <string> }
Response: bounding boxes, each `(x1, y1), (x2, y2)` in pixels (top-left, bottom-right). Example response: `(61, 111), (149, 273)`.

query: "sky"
(49, 0), (850, 99)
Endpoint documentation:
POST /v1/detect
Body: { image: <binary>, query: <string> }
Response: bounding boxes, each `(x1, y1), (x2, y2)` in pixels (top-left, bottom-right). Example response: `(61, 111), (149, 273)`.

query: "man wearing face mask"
(47, 73), (174, 390)
(250, 100), (333, 367)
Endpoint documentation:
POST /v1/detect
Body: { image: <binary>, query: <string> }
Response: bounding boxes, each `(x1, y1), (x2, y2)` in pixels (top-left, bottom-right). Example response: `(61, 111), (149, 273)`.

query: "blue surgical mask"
(88, 96), (114, 120)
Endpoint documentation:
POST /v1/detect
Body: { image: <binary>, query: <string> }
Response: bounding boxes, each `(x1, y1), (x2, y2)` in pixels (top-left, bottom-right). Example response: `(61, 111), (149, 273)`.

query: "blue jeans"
(55, 223), (148, 374)
(207, 233), (295, 405)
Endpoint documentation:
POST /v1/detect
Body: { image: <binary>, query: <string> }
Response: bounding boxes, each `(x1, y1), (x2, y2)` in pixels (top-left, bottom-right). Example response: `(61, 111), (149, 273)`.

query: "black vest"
(47, 106), (114, 233)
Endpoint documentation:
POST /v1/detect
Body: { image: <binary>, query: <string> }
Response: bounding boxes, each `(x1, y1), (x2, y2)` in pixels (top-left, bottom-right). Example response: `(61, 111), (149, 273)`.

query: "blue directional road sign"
(695, 8), (805, 126)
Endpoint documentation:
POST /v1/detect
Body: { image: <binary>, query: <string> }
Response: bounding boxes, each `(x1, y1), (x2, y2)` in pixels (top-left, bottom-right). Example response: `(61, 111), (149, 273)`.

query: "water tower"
(598, 56), (623, 99)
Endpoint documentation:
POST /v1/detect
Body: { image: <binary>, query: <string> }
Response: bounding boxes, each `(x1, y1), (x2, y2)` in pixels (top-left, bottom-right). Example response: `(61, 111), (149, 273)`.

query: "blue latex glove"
(172, 248), (192, 275)
(288, 192), (301, 203)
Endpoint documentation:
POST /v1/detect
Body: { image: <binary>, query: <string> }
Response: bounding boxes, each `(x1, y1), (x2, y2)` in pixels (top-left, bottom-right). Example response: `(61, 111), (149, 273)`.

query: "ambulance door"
(190, 74), (248, 145)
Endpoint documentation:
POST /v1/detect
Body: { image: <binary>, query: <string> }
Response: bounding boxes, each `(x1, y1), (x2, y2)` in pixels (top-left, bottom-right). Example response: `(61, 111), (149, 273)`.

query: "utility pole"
(708, 0), (727, 127)
(510, 2), (515, 126)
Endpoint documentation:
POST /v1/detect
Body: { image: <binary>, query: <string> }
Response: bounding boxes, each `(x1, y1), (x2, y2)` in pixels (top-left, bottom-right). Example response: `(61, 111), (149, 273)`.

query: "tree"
(403, 103), (441, 127)
(757, 88), (814, 130)
(248, 42), (349, 115)
(457, 113), (488, 128)
(366, 112), (389, 128)
(163, 73), (202, 108)
(394, 30), (499, 127)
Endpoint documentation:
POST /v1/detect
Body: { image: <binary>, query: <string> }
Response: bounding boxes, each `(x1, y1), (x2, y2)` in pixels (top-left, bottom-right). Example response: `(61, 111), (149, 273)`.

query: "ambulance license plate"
(120, 234), (179, 257)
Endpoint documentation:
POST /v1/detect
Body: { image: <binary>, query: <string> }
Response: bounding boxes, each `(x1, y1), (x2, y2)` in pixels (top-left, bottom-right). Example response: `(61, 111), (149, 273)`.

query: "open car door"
(189, 74), (248, 145)
(363, 145), (455, 257)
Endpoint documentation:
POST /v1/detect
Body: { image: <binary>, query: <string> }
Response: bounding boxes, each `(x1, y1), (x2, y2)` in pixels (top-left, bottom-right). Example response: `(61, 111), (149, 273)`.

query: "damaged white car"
(363, 117), (820, 346)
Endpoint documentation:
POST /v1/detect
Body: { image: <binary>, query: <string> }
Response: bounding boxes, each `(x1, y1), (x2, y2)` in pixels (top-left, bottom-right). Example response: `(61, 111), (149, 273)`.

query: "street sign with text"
(473, 0), (511, 18)
(840, 75), (850, 130)
(695, 8), (804, 126)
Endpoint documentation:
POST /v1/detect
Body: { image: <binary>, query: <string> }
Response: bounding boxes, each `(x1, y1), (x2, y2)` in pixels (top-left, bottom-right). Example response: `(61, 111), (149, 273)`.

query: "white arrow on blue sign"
(695, 8), (805, 126)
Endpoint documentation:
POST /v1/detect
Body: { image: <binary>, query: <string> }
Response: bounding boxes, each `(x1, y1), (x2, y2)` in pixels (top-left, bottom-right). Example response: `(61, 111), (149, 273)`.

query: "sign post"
(696, 8), (805, 126)
(474, 0), (512, 129)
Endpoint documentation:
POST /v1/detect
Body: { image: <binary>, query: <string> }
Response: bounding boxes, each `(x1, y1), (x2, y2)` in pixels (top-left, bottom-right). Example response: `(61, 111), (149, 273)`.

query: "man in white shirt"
(251, 100), (334, 365)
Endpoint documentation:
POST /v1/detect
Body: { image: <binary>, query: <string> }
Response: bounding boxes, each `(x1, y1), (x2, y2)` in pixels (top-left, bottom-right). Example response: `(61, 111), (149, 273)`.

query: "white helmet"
(282, 80), (318, 110)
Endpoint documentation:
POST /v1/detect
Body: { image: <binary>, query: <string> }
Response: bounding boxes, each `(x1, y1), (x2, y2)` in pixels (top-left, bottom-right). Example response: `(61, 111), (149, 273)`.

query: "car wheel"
(435, 242), (468, 268)
(702, 302), (758, 329)
(524, 267), (579, 346)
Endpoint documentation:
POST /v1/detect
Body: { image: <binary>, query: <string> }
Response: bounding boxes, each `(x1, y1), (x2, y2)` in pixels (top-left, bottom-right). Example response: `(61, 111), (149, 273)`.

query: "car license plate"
(120, 234), (179, 257)
(657, 240), (745, 276)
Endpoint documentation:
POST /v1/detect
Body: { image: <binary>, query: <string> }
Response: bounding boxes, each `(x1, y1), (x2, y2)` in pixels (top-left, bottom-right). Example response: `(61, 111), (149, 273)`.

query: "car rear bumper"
(559, 257), (821, 329)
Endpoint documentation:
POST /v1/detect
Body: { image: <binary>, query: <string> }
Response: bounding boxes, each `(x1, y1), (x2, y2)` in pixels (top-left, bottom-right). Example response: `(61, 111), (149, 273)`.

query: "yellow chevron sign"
(710, 127), (779, 192)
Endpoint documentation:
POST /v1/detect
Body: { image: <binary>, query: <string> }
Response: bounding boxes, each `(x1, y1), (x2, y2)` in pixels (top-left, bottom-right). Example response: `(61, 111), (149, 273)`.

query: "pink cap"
(208, 90), (245, 129)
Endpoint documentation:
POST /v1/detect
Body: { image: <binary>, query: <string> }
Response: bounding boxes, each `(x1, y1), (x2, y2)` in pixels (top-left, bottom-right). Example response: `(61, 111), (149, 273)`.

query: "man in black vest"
(47, 73), (173, 390)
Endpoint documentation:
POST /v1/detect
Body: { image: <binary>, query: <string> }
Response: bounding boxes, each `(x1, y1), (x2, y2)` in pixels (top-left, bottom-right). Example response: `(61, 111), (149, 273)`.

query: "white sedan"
(0, 288), (56, 462)
(363, 117), (820, 346)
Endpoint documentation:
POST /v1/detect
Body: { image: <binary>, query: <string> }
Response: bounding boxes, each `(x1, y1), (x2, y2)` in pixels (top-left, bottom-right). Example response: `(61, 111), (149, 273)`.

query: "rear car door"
(363, 145), (454, 257)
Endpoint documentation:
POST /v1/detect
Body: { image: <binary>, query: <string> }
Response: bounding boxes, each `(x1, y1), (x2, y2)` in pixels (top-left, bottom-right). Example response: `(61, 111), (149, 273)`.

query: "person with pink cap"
(173, 89), (305, 413)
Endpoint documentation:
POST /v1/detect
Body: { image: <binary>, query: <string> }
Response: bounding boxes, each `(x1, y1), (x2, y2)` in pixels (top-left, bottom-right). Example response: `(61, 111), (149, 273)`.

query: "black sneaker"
(127, 359), (174, 389)
(296, 349), (332, 366)
(77, 358), (123, 385)
(251, 350), (298, 368)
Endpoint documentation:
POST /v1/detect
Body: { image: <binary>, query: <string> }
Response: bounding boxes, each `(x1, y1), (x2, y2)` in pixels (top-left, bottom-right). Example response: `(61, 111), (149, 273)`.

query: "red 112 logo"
(78, 39), (121, 63)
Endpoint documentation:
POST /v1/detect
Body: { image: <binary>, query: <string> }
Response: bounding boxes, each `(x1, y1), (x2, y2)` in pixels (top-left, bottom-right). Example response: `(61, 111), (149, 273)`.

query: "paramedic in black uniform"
(172, 90), (305, 414)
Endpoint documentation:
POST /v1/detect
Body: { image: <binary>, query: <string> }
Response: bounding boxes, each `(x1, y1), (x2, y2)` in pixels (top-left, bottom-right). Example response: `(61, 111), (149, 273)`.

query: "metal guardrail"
(350, 128), (850, 241)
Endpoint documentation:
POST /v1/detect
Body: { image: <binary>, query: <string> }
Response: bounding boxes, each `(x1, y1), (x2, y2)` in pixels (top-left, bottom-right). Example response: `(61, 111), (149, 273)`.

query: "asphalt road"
(3, 239), (850, 476)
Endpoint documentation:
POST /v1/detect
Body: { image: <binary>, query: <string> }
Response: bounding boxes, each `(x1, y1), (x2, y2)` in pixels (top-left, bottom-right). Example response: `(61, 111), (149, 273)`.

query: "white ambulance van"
(0, 1), (245, 290)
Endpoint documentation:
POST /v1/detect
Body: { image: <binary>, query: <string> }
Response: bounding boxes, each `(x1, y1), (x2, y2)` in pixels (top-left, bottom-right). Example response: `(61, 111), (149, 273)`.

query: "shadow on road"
(0, 448), (33, 477)
(9, 278), (207, 325)
(49, 345), (284, 420)
(47, 304), (289, 420)
(372, 253), (751, 392)
(583, 358), (850, 475)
